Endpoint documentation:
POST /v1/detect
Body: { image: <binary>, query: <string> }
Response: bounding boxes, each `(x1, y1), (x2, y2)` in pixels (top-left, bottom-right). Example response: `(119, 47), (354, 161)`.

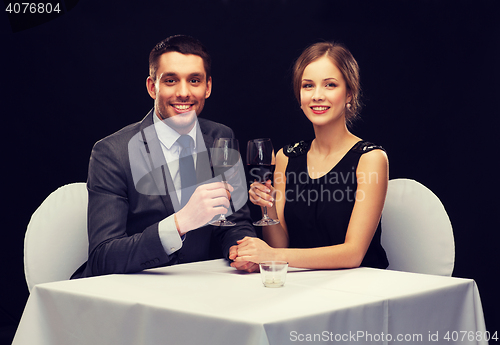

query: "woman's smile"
(310, 106), (330, 114)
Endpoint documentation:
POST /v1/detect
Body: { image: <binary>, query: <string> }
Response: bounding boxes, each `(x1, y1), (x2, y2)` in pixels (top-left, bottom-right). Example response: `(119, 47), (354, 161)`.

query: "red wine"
(248, 164), (275, 183)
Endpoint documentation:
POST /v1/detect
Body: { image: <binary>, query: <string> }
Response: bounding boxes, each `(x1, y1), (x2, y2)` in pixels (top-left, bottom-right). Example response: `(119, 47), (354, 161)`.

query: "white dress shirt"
(153, 112), (204, 255)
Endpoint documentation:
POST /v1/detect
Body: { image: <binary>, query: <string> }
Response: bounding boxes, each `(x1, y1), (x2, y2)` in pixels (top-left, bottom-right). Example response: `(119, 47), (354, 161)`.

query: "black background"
(1, 0), (499, 342)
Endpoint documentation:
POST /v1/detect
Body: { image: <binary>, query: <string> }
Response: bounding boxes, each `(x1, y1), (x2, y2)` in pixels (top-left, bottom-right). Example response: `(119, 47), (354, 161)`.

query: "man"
(72, 35), (257, 279)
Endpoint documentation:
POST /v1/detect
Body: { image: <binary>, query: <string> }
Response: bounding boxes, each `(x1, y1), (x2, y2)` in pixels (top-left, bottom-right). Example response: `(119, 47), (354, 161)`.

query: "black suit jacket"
(72, 110), (256, 279)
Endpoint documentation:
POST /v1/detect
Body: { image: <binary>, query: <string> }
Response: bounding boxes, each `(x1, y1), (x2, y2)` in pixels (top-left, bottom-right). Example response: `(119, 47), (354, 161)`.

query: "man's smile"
(171, 103), (194, 113)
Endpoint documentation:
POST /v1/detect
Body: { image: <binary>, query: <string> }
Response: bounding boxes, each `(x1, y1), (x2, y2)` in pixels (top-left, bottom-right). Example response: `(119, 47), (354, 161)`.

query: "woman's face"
(300, 56), (351, 127)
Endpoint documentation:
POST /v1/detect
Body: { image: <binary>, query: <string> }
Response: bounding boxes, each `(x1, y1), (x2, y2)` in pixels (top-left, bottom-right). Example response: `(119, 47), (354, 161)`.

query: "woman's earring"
(346, 103), (352, 110)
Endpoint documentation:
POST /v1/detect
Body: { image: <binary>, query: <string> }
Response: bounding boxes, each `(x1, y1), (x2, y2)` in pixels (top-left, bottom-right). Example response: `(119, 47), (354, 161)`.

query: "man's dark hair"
(149, 35), (211, 81)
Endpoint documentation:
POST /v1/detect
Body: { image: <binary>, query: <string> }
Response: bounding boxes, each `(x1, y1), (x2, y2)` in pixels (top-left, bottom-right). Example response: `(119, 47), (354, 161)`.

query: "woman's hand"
(232, 236), (280, 264)
(248, 180), (275, 208)
(228, 245), (259, 272)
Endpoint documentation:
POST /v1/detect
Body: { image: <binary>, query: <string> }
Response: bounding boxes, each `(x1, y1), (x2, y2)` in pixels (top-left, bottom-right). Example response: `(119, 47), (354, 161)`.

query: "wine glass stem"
(219, 172), (228, 221)
(262, 206), (270, 220)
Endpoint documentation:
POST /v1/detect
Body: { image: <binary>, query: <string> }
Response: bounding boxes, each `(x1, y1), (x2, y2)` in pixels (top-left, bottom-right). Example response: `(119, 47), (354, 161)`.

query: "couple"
(72, 35), (387, 279)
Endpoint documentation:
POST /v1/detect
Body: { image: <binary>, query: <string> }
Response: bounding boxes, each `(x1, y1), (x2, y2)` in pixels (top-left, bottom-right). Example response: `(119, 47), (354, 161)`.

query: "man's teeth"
(173, 104), (191, 110)
(312, 106), (329, 111)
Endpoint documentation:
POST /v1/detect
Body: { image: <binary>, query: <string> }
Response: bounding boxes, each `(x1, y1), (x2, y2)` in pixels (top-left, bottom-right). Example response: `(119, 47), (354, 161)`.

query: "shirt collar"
(153, 111), (198, 150)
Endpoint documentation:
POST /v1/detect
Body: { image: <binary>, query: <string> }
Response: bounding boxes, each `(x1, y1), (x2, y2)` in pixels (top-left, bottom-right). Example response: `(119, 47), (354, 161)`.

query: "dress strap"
(351, 141), (386, 154)
(283, 140), (311, 158)
(284, 140), (384, 157)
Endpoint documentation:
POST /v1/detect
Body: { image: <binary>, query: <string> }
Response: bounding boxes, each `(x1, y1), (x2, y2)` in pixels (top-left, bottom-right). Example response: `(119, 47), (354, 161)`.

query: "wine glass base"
(209, 219), (236, 227)
(253, 218), (280, 226)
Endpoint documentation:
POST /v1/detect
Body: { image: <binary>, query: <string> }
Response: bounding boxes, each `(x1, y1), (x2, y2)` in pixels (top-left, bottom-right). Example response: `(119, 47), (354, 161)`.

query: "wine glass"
(246, 138), (280, 226)
(209, 138), (240, 227)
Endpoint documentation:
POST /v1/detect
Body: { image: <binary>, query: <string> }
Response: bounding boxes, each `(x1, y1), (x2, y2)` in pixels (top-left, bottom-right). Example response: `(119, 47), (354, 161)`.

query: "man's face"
(147, 51), (212, 133)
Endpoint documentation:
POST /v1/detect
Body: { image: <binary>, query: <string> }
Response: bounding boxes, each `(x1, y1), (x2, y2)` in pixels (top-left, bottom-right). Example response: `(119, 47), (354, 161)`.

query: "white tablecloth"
(13, 259), (487, 345)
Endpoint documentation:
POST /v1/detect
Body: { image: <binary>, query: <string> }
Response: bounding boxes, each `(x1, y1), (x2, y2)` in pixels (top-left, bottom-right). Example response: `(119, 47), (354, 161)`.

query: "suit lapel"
(136, 111), (180, 212)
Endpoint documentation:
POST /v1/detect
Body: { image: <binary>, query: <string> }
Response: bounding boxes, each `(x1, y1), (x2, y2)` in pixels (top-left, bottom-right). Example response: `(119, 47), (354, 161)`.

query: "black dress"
(282, 140), (389, 269)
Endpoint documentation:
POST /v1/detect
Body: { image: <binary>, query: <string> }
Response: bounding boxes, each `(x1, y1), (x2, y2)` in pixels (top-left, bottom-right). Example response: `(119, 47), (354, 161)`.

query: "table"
(13, 259), (488, 345)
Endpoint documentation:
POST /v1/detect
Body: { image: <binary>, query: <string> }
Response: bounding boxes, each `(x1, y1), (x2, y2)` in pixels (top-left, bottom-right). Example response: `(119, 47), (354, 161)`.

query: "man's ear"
(205, 77), (212, 99)
(146, 76), (157, 100)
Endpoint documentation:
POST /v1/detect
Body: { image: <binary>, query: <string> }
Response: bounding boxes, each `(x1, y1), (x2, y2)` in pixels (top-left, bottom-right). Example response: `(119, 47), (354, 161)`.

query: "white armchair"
(24, 183), (89, 292)
(381, 178), (455, 276)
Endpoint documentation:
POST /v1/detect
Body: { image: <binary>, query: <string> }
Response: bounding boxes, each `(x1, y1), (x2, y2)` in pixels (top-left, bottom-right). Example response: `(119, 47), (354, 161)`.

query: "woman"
(233, 41), (389, 269)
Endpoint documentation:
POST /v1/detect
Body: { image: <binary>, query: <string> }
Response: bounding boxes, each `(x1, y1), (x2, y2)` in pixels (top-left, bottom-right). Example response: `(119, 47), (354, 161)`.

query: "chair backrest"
(381, 178), (455, 276)
(24, 183), (89, 291)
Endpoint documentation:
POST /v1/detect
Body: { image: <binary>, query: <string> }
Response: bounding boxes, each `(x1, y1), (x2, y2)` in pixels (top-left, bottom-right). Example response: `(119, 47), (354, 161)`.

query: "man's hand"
(175, 182), (232, 235)
(229, 245), (259, 272)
